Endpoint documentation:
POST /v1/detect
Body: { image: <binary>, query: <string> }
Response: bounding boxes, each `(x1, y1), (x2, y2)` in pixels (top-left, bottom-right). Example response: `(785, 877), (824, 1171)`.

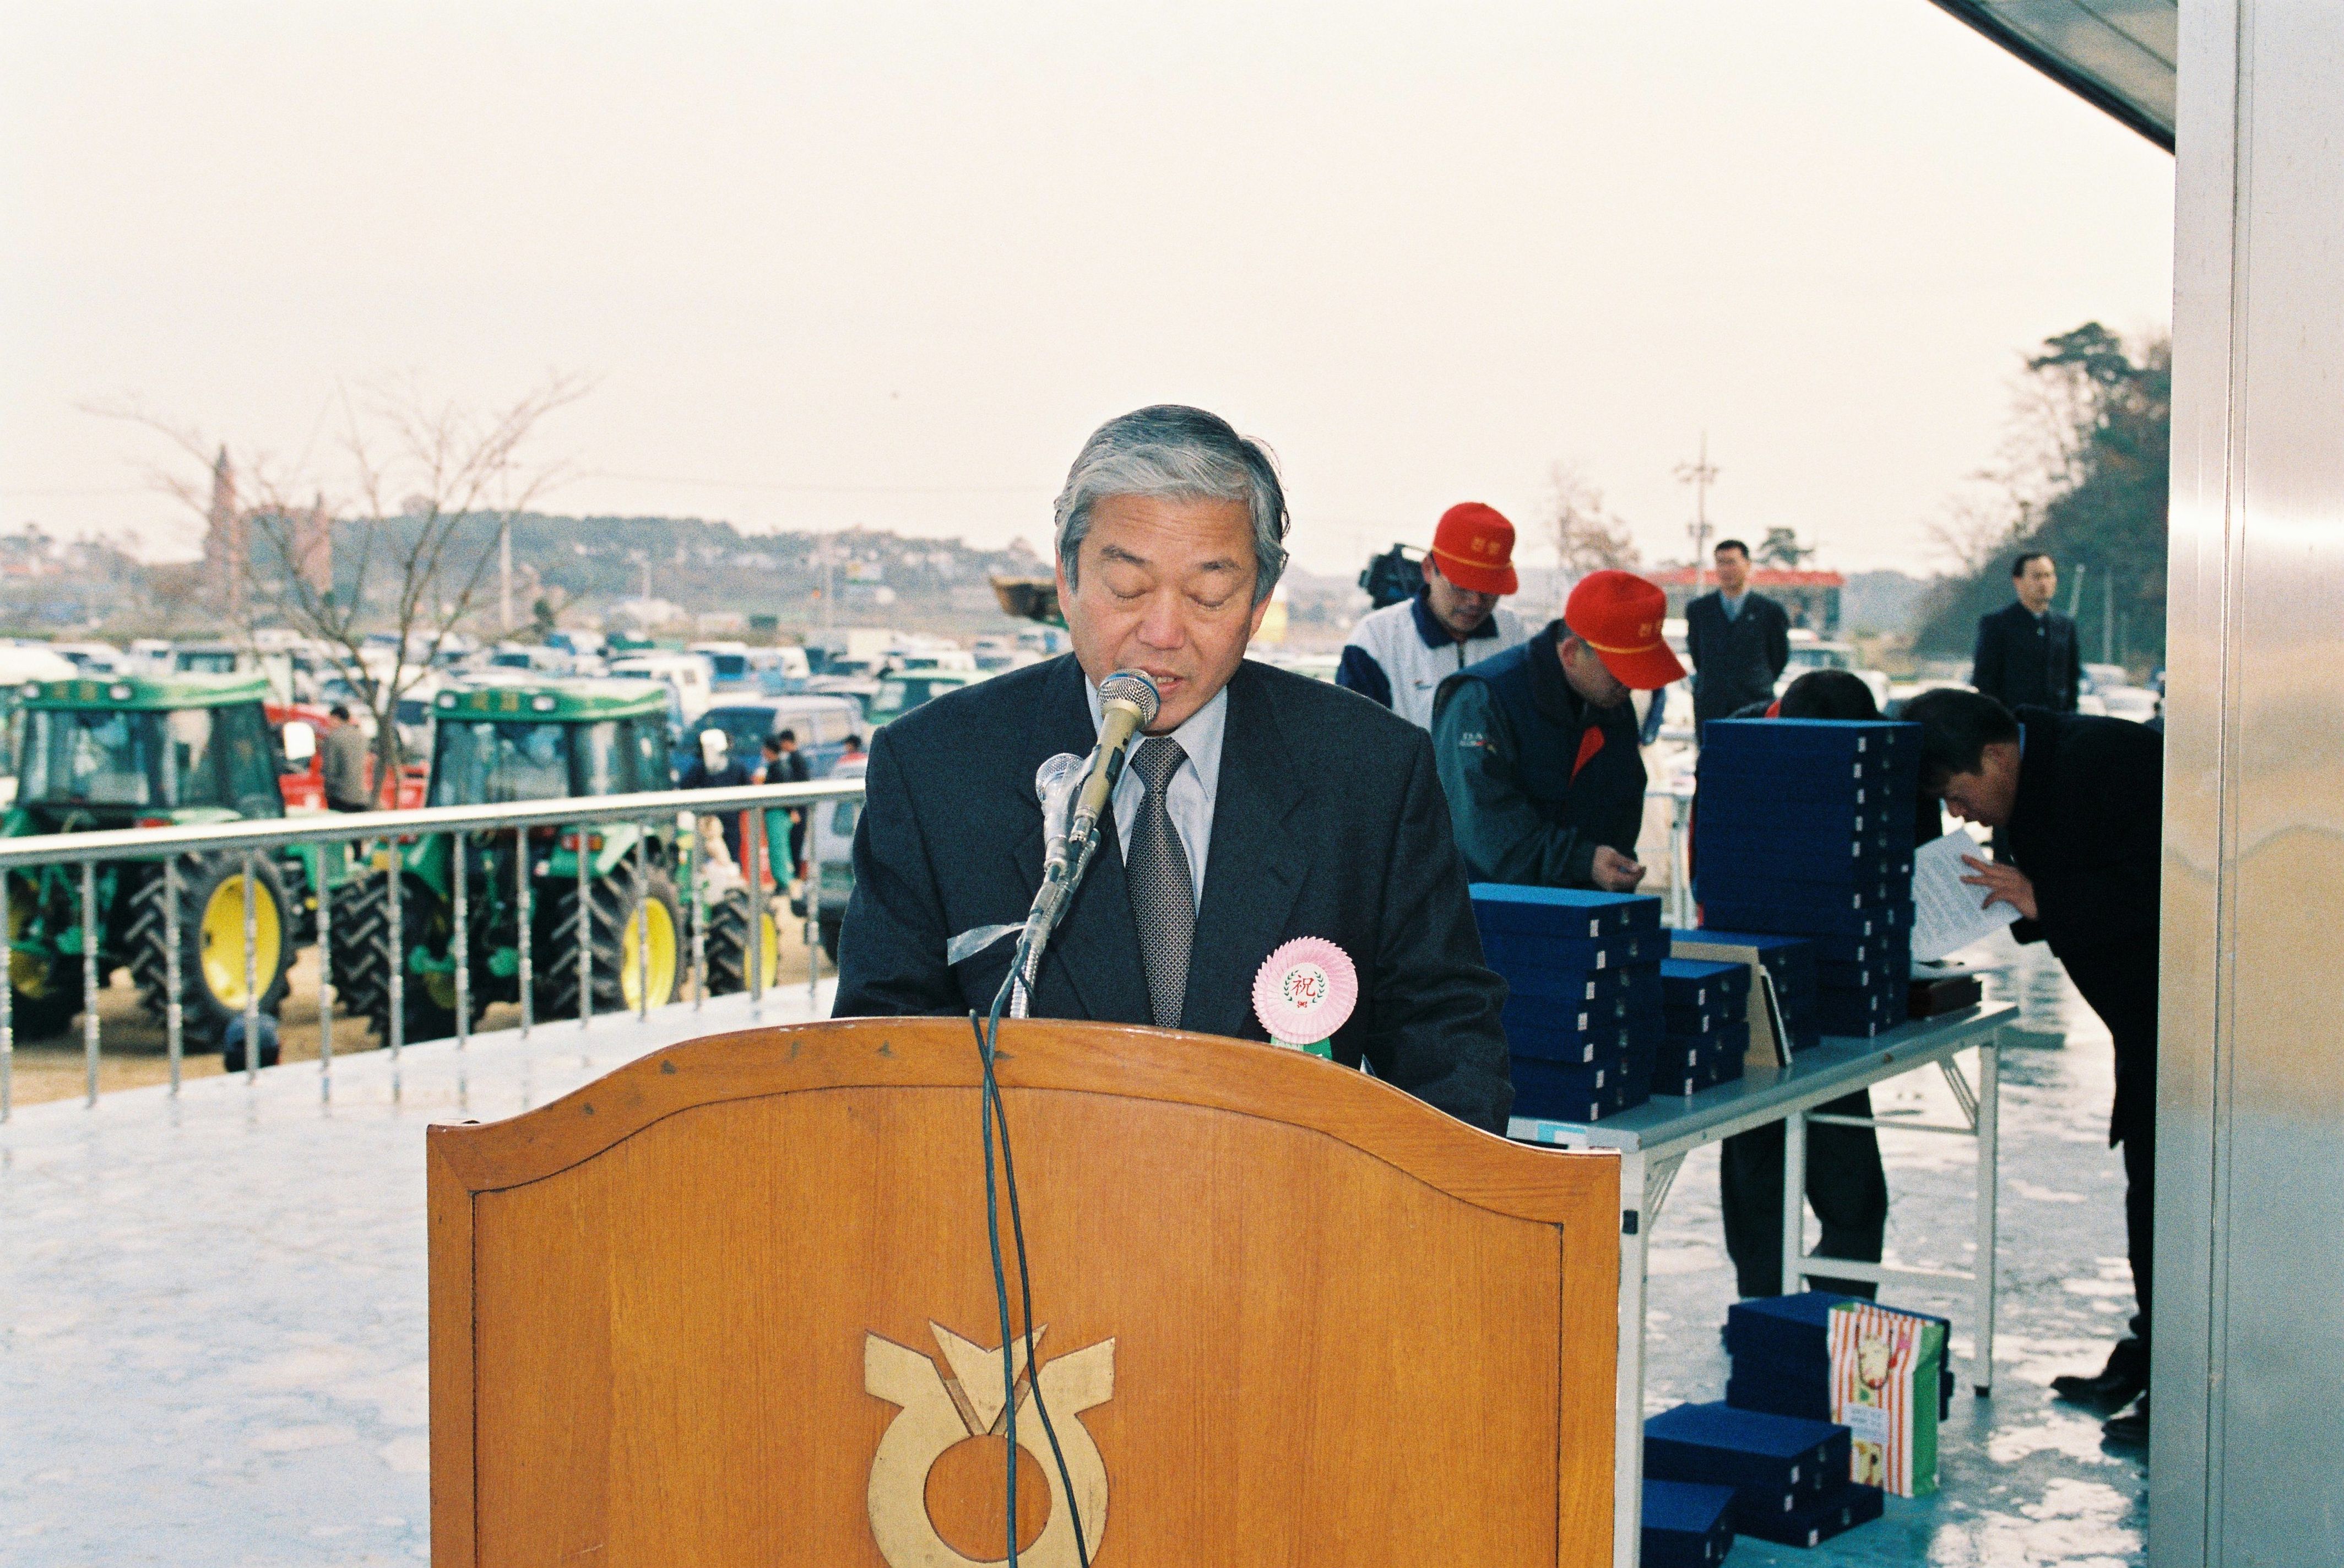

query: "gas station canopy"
(1929, 0), (2176, 149)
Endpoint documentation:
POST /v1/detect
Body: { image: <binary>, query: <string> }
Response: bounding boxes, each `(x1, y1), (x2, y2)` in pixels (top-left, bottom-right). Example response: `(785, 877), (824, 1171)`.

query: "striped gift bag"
(1826, 1301), (1946, 1497)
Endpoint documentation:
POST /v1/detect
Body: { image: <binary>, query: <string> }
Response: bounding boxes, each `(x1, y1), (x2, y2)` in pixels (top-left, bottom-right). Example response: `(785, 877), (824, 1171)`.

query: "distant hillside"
(318, 511), (1049, 632)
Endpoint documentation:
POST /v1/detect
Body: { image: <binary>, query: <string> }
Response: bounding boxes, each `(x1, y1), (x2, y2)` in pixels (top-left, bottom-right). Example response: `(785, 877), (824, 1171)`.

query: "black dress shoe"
(2102, 1393), (2150, 1447)
(2052, 1338), (2148, 1412)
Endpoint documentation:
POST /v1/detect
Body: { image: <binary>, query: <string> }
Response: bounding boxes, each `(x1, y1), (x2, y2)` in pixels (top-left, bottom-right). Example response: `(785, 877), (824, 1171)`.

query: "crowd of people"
(832, 403), (2162, 1448)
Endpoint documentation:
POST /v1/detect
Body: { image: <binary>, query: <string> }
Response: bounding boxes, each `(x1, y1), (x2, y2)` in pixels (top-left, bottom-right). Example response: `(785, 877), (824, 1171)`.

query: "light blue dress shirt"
(1084, 678), (1227, 907)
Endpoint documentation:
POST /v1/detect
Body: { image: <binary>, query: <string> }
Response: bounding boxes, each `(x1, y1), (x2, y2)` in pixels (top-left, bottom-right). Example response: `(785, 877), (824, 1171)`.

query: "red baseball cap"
(1564, 571), (1685, 691)
(1429, 502), (1518, 596)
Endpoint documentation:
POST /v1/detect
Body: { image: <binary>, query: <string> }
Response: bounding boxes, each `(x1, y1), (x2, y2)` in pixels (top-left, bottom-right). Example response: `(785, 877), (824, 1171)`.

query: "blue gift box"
(1734, 1479), (1884, 1548)
(1700, 899), (1911, 939)
(1816, 957), (1901, 990)
(1662, 956), (1750, 1005)
(1700, 717), (1918, 758)
(1696, 799), (1917, 844)
(1641, 1478), (1737, 1568)
(1511, 1058), (1652, 1122)
(1507, 1054), (1629, 1098)
(1695, 871), (1907, 913)
(1726, 1293), (1955, 1419)
(1697, 839), (1912, 886)
(1804, 930), (1911, 967)
(1645, 1402), (1849, 1513)
(1469, 883), (1664, 937)
(1479, 929), (1650, 975)
(1499, 996), (1639, 1062)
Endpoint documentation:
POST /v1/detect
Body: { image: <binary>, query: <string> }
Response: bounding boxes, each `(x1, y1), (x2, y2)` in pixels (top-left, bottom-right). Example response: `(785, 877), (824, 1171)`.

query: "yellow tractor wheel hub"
(200, 877), (283, 1011)
(620, 898), (679, 1011)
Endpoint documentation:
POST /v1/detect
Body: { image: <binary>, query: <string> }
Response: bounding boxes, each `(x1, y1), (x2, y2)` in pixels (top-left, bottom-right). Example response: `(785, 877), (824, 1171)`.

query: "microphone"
(1061, 671), (1160, 865)
(1010, 671), (1160, 1009)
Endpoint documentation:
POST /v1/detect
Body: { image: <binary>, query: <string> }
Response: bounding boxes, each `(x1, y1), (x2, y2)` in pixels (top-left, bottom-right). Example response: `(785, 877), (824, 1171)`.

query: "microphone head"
(1097, 670), (1162, 727)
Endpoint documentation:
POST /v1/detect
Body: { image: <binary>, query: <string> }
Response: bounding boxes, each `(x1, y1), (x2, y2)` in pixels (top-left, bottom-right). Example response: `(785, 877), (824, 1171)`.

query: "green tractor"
(330, 679), (781, 1044)
(2, 673), (354, 1059)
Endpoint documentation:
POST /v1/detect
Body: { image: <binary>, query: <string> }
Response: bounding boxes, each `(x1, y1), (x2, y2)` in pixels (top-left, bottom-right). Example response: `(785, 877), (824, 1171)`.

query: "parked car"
(50, 642), (122, 674)
(694, 695), (865, 778)
(790, 754), (865, 962)
(1776, 633), (1893, 713)
(861, 669), (987, 729)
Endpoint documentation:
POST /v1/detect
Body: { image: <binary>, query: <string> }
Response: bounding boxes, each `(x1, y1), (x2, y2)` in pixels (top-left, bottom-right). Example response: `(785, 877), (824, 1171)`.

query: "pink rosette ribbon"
(1251, 937), (1358, 1059)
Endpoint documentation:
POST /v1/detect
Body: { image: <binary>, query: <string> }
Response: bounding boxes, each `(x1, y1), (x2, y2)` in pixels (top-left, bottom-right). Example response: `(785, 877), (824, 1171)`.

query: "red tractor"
(265, 703), (427, 813)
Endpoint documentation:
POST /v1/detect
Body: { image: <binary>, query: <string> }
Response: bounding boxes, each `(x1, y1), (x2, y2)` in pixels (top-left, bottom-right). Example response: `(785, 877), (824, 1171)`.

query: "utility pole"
(1675, 433), (1720, 588)
(499, 519), (513, 634)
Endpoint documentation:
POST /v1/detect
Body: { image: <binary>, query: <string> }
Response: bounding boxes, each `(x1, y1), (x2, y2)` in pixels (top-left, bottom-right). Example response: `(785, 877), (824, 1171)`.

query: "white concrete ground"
(0, 984), (834, 1567)
(0, 935), (2144, 1567)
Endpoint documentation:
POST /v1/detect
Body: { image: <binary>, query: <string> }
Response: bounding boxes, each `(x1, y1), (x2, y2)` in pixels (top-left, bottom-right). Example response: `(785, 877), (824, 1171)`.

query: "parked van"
(696, 694), (864, 778)
(607, 652), (716, 723)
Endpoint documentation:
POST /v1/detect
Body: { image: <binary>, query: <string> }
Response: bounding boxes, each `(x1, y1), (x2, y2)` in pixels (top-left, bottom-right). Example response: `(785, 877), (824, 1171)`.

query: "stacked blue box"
(1473, 885), (1665, 1121)
(1669, 927), (1820, 1054)
(1655, 957), (1750, 1096)
(1724, 1292), (1955, 1423)
(1642, 1478), (1738, 1567)
(1735, 1480), (1885, 1548)
(1692, 720), (1920, 1040)
(1643, 1402), (1851, 1531)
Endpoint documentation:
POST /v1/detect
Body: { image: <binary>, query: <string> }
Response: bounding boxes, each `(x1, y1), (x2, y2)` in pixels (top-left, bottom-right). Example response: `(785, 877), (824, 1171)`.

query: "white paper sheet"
(1910, 831), (2020, 961)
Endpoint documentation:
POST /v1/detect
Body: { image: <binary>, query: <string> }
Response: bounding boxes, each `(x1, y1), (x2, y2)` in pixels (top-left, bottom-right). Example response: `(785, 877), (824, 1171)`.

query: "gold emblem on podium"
(865, 1322), (1115, 1567)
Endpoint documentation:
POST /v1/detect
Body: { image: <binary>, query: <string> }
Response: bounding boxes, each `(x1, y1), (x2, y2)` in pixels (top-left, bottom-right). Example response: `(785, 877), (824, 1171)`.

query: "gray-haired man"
(834, 405), (1512, 1131)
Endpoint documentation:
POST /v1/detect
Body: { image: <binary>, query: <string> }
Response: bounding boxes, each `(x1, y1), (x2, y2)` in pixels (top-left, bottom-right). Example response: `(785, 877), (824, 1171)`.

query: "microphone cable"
(957, 668), (1154, 1566)
(965, 931), (1091, 1568)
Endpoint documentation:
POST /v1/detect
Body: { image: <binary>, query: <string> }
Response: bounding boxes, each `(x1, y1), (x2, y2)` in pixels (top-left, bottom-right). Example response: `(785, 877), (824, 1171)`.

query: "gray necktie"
(1125, 738), (1195, 1029)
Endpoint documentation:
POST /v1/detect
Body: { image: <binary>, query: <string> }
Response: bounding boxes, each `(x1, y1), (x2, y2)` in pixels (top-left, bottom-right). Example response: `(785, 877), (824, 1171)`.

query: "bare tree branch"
(90, 374), (589, 803)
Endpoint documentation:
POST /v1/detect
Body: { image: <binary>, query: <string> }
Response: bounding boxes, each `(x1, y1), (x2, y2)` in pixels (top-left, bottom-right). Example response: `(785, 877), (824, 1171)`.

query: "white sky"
(0, 0), (2174, 577)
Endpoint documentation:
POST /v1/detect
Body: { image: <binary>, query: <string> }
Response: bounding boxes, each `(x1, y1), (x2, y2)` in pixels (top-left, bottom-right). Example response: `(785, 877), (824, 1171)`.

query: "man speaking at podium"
(834, 405), (1513, 1132)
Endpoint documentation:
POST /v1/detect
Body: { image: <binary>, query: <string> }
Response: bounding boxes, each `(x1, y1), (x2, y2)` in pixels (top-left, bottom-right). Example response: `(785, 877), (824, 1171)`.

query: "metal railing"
(0, 779), (864, 1119)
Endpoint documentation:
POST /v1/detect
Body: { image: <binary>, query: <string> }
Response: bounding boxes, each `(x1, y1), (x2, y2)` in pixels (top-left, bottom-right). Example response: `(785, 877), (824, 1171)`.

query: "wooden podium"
(428, 1019), (1619, 1566)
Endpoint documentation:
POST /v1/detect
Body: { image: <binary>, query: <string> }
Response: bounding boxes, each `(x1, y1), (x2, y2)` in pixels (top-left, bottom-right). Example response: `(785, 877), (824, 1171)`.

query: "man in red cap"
(1429, 570), (1685, 891)
(1336, 502), (1530, 730)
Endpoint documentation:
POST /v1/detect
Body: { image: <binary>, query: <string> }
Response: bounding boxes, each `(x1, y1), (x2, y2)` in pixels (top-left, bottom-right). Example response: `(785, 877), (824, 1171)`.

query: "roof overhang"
(1928, 0), (2176, 151)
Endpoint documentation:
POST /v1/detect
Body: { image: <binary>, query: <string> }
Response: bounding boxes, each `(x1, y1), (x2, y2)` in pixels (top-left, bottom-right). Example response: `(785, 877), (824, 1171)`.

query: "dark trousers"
(1720, 1090), (1889, 1298)
(2123, 1126), (2153, 1348)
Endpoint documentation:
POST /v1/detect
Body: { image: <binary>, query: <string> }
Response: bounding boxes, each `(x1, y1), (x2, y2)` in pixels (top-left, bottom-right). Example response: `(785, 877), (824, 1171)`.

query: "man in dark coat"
(1430, 570), (1685, 893)
(836, 405), (1512, 1132)
(1905, 687), (2160, 1445)
(1971, 552), (2081, 713)
(1684, 539), (1792, 728)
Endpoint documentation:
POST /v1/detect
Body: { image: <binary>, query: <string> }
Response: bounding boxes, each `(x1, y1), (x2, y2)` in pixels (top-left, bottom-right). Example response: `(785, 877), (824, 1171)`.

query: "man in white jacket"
(1336, 502), (1531, 730)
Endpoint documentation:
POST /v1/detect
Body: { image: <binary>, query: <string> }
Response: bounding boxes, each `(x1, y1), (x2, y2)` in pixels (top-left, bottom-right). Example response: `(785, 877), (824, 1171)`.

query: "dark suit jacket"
(1685, 592), (1792, 723)
(1972, 601), (2080, 713)
(2002, 708), (2160, 1144)
(834, 655), (1514, 1131)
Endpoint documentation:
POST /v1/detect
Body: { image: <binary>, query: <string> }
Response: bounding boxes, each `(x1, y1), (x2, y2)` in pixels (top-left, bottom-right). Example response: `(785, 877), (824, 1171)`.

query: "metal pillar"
(2160, 8), (2344, 1556)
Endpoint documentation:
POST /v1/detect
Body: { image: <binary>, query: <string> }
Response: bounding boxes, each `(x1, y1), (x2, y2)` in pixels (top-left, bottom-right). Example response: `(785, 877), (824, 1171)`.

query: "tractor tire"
(702, 886), (782, 996)
(329, 874), (485, 1046)
(537, 865), (682, 1020)
(6, 873), (84, 1038)
(126, 856), (294, 1045)
(7, 953), (85, 1039)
